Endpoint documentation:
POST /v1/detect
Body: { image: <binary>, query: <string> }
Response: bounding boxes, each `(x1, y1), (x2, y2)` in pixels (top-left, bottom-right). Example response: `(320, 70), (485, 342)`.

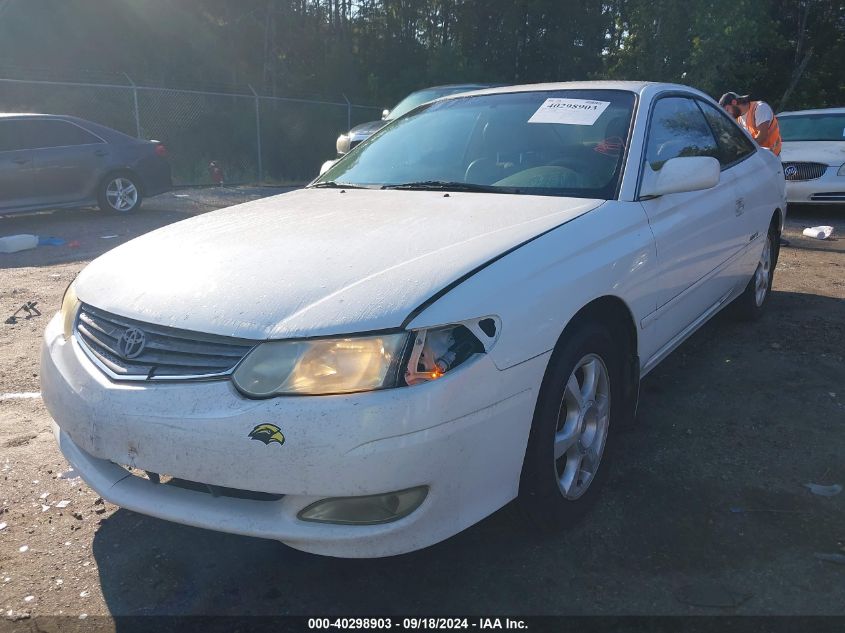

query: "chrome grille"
(782, 162), (827, 181)
(75, 304), (256, 381)
(810, 192), (845, 201)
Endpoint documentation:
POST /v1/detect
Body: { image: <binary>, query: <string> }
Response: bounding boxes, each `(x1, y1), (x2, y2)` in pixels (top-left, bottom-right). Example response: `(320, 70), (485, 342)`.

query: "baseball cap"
(719, 91), (750, 106)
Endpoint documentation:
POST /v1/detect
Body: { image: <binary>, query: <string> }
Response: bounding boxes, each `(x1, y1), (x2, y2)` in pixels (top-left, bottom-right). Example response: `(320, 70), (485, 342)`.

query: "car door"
(23, 118), (109, 205)
(637, 96), (741, 351)
(0, 119), (36, 210)
(696, 99), (765, 254)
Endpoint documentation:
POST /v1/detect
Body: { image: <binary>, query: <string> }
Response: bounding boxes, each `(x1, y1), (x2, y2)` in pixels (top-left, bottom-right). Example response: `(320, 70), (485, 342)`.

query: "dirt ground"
(0, 190), (843, 620)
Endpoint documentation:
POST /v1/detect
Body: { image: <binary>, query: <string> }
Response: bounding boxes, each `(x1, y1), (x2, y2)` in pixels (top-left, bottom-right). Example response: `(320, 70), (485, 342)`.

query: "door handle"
(12, 158), (29, 165)
(94, 150), (109, 157)
(735, 198), (745, 216)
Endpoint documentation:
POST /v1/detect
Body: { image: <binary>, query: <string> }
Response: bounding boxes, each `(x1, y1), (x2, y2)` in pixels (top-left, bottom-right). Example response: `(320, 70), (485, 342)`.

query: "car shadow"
(781, 241), (840, 255)
(89, 289), (845, 617)
(785, 203), (844, 221)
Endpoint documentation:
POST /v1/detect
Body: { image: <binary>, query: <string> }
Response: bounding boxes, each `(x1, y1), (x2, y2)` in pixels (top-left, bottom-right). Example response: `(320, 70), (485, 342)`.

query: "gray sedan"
(0, 113), (171, 215)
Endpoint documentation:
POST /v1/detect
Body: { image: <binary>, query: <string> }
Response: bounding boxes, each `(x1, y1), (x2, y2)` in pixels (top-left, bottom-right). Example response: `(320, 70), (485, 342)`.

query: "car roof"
(779, 107), (845, 116)
(0, 112), (51, 118)
(416, 83), (493, 90)
(438, 80), (688, 99)
(0, 112), (82, 121)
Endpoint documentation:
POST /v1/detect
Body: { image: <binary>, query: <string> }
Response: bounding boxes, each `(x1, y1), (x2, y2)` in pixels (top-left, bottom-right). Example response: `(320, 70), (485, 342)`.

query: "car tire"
(732, 225), (777, 321)
(518, 323), (624, 530)
(98, 173), (143, 214)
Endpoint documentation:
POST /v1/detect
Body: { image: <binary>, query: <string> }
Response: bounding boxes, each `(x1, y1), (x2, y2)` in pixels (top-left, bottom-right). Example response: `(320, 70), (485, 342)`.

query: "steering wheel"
(463, 157), (501, 184)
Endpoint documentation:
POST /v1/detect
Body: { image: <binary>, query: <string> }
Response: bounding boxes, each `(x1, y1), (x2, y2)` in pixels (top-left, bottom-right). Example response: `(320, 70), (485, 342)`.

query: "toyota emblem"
(118, 327), (147, 359)
(784, 165), (798, 178)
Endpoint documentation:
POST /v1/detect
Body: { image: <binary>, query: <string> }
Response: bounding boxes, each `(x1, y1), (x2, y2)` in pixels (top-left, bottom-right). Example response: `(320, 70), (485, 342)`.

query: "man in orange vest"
(719, 92), (782, 156)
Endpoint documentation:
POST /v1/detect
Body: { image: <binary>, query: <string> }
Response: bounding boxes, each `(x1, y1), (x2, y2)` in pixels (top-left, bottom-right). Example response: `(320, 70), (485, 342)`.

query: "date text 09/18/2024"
(307, 618), (528, 630)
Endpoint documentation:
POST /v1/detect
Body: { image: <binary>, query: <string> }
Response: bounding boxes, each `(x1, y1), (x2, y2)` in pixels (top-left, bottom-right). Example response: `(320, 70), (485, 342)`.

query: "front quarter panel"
(406, 201), (659, 370)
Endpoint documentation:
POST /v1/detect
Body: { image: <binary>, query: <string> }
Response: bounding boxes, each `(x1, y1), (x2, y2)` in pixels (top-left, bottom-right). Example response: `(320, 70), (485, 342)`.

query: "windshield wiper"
(310, 181), (367, 189)
(381, 181), (520, 194)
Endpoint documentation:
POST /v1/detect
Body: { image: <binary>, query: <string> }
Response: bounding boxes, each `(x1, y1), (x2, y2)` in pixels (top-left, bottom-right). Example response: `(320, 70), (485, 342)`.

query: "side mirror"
(319, 159), (337, 176)
(381, 109), (390, 120)
(640, 156), (720, 198)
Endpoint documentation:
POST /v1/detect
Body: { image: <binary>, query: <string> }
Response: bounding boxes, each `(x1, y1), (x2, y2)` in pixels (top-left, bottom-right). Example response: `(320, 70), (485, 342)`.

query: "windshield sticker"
(528, 98), (610, 125)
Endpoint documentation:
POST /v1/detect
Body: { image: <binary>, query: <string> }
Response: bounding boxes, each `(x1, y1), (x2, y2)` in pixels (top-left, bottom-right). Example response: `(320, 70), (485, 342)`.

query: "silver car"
(335, 84), (493, 154)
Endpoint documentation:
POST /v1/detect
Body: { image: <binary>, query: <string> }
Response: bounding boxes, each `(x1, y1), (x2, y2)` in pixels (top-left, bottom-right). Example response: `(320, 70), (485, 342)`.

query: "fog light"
(297, 486), (428, 525)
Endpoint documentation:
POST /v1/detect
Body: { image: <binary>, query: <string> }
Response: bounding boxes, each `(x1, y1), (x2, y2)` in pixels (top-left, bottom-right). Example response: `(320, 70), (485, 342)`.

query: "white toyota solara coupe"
(42, 81), (786, 558)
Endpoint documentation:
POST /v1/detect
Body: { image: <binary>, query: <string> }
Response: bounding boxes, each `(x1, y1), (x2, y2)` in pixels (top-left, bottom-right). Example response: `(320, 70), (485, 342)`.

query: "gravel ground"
(0, 192), (843, 619)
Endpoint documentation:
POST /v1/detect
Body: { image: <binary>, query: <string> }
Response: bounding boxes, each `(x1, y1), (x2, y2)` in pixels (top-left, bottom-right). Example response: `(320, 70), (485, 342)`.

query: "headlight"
(233, 317), (499, 398)
(336, 134), (351, 155)
(404, 319), (497, 386)
(838, 163), (845, 176)
(60, 281), (80, 339)
(233, 333), (409, 397)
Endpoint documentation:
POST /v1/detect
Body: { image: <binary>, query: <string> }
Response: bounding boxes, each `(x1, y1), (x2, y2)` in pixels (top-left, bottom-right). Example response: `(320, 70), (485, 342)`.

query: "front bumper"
(786, 166), (845, 204)
(41, 314), (546, 557)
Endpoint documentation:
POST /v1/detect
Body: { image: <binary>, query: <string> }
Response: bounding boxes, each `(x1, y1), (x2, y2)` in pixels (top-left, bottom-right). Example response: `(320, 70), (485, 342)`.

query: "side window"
(644, 97), (718, 171)
(696, 100), (756, 168)
(15, 119), (103, 150)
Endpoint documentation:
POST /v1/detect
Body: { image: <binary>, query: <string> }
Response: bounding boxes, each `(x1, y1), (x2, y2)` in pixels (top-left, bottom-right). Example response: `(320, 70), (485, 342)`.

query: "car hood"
(780, 141), (845, 165)
(348, 119), (384, 138)
(76, 189), (603, 340)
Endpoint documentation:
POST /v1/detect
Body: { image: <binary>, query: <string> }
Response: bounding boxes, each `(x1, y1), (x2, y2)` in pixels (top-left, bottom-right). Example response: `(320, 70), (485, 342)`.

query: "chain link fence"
(0, 73), (381, 186)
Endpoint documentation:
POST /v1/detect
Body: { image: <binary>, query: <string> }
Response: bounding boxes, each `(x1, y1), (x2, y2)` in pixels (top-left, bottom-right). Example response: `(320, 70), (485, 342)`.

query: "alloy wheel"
(553, 353), (611, 500)
(754, 235), (772, 307)
(105, 177), (139, 212)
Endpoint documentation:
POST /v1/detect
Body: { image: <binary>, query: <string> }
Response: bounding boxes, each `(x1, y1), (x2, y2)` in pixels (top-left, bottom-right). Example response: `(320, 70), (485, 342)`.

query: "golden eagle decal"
(248, 423), (285, 446)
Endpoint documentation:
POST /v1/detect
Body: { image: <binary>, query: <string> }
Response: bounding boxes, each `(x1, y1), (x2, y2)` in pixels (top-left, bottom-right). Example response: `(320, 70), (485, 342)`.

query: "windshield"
(387, 86), (482, 121)
(318, 89), (635, 199)
(779, 113), (845, 142)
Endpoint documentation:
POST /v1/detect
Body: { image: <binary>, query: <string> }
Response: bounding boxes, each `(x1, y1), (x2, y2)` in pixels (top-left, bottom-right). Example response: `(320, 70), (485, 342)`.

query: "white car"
(779, 107), (845, 204)
(42, 81), (786, 558)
